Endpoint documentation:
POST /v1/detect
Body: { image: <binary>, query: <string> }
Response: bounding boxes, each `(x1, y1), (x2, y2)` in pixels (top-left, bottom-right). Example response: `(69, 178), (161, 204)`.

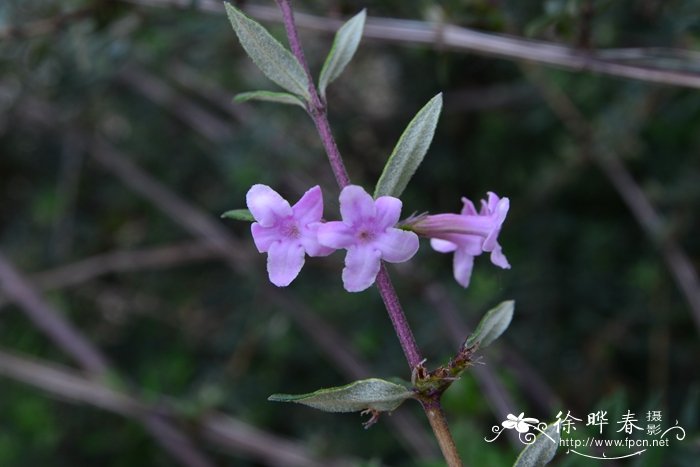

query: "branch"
(0, 7), (94, 40)
(121, 0), (700, 90)
(0, 349), (353, 467)
(525, 68), (700, 335)
(0, 251), (215, 467)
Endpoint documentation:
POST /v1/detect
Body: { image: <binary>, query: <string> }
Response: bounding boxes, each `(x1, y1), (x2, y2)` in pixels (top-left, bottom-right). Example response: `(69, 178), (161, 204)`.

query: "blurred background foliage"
(1, 0), (699, 465)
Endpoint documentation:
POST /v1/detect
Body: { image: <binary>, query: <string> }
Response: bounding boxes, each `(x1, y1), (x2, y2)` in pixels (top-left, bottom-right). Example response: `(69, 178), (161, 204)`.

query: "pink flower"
(247, 184), (333, 287)
(412, 192), (510, 288)
(317, 185), (419, 292)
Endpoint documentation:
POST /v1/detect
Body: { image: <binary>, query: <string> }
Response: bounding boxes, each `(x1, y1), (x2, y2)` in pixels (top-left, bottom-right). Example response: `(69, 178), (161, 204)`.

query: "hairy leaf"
(224, 3), (310, 100)
(318, 10), (366, 99)
(221, 209), (254, 222)
(268, 378), (413, 413)
(513, 423), (560, 467)
(466, 300), (514, 349)
(234, 91), (306, 108)
(374, 93), (442, 198)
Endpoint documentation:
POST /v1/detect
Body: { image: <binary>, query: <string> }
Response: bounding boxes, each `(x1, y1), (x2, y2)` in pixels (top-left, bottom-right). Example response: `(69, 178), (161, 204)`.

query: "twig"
(0, 7), (94, 40)
(0, 349), (353, 467)
(121, 0), (700, 90)
(117, 66), (235, 143)
(0, 252), (215, 467)
(0, 252), (110, 375)
(525, 68), (700, 334)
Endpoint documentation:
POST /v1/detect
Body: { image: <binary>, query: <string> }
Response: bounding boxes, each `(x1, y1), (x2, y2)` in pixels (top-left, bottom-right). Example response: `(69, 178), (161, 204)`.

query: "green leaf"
(268, 378), (413, 413)
(234, 91), (306, 108)
(374, 93), (442, 198)
(466, 300), (514, 349)
(221, 209), (254, 222)
(224, 3), (310, 100)
(318, 9), (366, 100)
(513, 423), (560, 467)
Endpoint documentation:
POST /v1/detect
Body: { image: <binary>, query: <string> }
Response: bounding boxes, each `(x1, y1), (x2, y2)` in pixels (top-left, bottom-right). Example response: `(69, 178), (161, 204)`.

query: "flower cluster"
(245, 184), (510, 292)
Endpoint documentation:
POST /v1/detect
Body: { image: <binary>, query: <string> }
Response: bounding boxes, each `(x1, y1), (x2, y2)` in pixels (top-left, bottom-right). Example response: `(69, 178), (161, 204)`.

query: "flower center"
(281, 219), (301, 239)
(357, 229), (375, 243)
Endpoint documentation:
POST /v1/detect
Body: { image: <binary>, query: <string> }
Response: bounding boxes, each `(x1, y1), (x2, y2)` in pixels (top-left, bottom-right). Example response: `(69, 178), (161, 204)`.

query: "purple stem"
(275, 0), (421, 370)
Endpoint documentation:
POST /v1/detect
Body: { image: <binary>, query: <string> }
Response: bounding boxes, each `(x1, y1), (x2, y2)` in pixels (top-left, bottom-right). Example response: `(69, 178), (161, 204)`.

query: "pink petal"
(246, 184), (292, 227)
(440, 234), (483, 256)
(317, 221), (356, 249)
(266, 241), (305, 287)
(339, 185), (375, 225)
(430, 238), (457, 253)
(490, 246), (511, 269)
(342, 246), (382, 292)
(250, 223), (280, 253)
(453, 248), (475, 288)
(460, 197), (478, 216)
(301, 222), (335, 257)
(292, 185), (324, 226)
(374, 196), (402, 230)
(376, 228), (419, 263)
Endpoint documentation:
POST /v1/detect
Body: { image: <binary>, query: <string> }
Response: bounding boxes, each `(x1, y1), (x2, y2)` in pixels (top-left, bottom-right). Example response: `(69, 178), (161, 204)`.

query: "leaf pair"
(225, 4), (366, 107)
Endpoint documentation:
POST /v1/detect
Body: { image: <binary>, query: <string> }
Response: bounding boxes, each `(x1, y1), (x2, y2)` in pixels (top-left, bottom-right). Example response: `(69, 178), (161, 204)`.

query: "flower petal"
(301, 222), (335, 257)
(453, 247), (475, 288)
(317, 221), (356, 249)
(430, 238), (457, 253)
(515, 421), (531, 434)
(460, 197), (478, 216)
(490, 245), (511, 269)
(339, 185), (375, 225)
(342, 246), (381, 292)
(374, 196), (402, 230)
(246, 184), (292, 227)
(292, 185), (324, 226)
(376, 228), (419, 263)
(250, 223), (280, 253)
(266, 241), (305, 287)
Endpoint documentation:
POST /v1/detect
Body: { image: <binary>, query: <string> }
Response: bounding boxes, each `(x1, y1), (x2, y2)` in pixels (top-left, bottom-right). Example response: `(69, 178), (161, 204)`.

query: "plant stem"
(275, 0), (421, 369)
(424, 403), (462, 467)
(274, 1), (462, 465)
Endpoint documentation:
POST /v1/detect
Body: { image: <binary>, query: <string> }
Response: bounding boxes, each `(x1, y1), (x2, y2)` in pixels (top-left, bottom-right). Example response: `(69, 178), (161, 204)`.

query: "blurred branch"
(0, 241), (217, 309)
(0, 7), (94, 40)
(0, 349), (354, 467)
(116, 66), (235, 143)
(0, 251), (215, 467)
(121, 0), (700, 90)
(525, 68), (700, 335)
(0, 251), (110, 375)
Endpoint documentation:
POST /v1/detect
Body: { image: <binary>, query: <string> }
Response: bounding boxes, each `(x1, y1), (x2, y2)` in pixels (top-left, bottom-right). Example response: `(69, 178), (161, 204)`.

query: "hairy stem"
(274, 1), (462, 464)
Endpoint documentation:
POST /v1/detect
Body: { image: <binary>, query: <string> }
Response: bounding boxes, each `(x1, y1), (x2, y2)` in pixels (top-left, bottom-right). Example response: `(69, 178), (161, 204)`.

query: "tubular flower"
(317, 185), (419, 292)
(247, 184), (333, 287)
(412, 192), (511, 288)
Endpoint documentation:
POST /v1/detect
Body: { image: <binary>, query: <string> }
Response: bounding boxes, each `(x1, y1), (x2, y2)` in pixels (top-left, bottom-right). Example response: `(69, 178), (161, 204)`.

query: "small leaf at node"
(466, 300), (514, 349)
(234, 91), (306, 108)
(374, 93), (442, 198)
(221, 209), (254, 222)
(513, 422), (560, 467)
(268, 378), (413, 413)
(318, 9), (367, 100)
(224, 3), (310, 100)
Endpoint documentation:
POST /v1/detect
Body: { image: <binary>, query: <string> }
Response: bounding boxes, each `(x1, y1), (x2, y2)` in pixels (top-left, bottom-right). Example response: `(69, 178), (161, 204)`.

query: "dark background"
(1, 0), (699, 465)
